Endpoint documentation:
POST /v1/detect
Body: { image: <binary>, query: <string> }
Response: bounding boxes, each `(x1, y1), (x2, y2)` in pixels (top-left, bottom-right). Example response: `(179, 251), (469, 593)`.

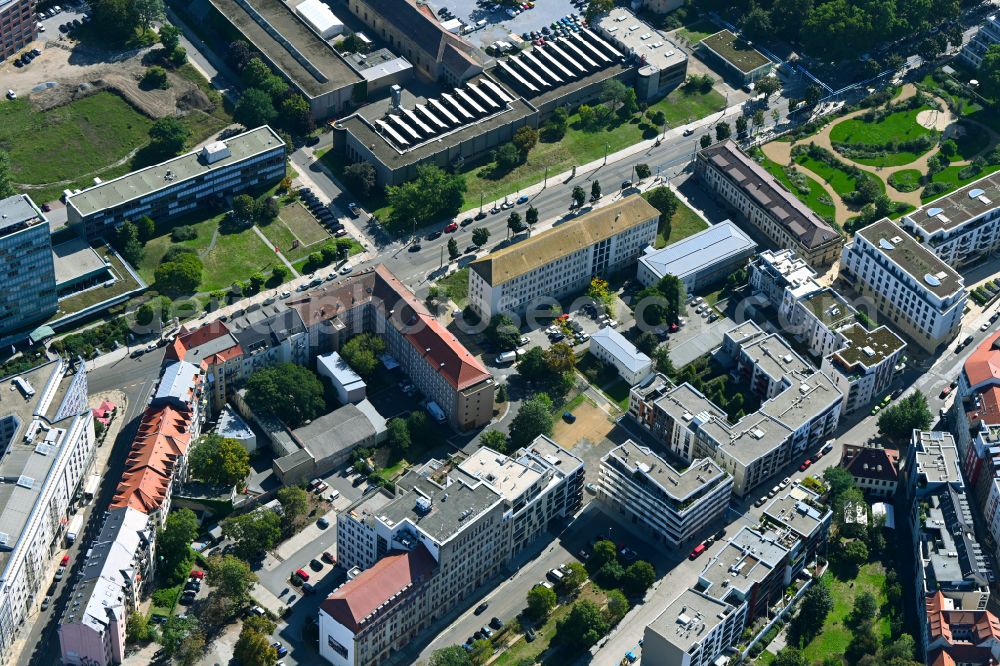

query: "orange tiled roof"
(167, 321), (240, 362)
(110, 404), (194, 514)
(965, 332), (1000, 389)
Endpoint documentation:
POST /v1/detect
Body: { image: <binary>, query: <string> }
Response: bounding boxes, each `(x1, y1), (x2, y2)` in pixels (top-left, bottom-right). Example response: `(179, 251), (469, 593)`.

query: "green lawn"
(258, 203), (332, 263)
(648, 87), (727, 128)
(0, 92), (154, 201)
(953, 121), (991, 161)
(801, 563), (889, 663)
(675, 19), (721, 44)
(601, 378), (631, 410)
(649, 195), (709, 248)
(757, 154), (836, 221)
(922, 162), (1000, 202)
(830, 107), (934, 147)
(493, 585), (606, 666)
(795, 154), (885, 198)
(436, 268), (469, 307)
(888, 169), (922, 193)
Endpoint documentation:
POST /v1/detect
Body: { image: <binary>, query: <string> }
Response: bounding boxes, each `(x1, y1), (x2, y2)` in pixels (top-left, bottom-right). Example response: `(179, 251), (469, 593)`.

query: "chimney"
(390, 85), (402, 112)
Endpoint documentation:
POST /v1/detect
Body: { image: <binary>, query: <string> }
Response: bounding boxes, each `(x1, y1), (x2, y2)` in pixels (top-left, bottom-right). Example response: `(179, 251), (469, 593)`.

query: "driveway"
(669, 313), (734, 367)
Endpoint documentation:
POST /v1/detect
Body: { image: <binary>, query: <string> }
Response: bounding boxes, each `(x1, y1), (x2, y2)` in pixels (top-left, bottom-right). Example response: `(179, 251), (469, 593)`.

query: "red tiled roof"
(928, 591), (952, 642)
(965, 332), (1000, 389)
(167, 321), (240, 362)
(320, 545), (436, 634)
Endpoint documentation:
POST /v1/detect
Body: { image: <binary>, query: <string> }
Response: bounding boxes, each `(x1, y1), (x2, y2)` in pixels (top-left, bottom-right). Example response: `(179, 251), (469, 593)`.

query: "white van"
(495, 351), (517, 364)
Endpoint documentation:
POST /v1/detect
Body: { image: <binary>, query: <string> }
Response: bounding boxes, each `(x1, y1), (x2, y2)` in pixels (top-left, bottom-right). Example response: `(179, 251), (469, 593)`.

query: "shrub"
(171, 225), (197, 242)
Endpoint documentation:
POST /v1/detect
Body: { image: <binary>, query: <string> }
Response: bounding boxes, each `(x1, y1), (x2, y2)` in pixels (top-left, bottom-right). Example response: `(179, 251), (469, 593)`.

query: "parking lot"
(425, 0), (585, 49)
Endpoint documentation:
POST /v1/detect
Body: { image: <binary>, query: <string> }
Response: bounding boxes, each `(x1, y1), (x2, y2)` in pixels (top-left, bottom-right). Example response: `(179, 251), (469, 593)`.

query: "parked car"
(310, 559), (323, 571)
(688, 543), (707, 560)
(444, 222), (458, 233)
(347, 203), (360, 217)
(516, 194), (529, 204)
(490, 617), (504, 630)
(317, 516), (330, 529)
(474, 603), (489, 615)
(322, 551), (336, 564)
(295, 568), (311, 582)
(190, 570), (204, 579)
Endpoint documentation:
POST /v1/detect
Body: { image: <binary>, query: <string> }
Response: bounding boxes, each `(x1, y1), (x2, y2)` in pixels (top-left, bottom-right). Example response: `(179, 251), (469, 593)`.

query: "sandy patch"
(550, 399), (614, 448)
(916, 108), (955, 131)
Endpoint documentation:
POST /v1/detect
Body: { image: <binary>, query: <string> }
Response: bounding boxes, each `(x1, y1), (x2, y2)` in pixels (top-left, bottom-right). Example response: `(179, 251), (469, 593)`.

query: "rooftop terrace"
(831, 323), (905, 368)
(699, 29), (771, 74)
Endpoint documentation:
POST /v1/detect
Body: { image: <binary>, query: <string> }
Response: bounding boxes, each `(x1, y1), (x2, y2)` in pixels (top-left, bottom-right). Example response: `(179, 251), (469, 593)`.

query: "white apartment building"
(58, 507), (154, 666)
(598, 441), (732, 547)
(749, 248), (822, 316)
(468, 195), (659, 318)
(0, 358), (95, 661)
(961, 14), (1000, 69)
(840, 218), (965, 354)
(821, 324), (905, 414)
(629, 323), (842, 497)
(588, 326), (653, 386)
(641, 588), (745, 666)
(695, 141), (844, 268)
(67, 126), (286, 238)
(899, 173), (1000, 268)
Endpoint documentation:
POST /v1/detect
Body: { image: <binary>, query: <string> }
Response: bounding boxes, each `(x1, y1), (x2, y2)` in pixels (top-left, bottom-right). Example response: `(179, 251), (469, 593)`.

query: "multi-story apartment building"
(327, 436), (581, 664)
(961, 14), (1000, 68)
(57, 507), (154, 666)
(761, 482), (831, 578)
(0, 0), (36, 61)
(956, 330), (1000, 460)
(467, 195), (659, 319)
(588, 326), (653, 386)
(595, 8), (688, 100)
(598, 440), (732, 547)
(166, 322), (244, 416)
(750, 249), (905, 414)
(840, 444), (900, 499)
(109, 360), (204, 528)
(67, 126), (286, 239)
(0, 194), (57, 338)
(899, 172), (1000, 268)
(228, 307), (309, 375)
(293, 265), (495, 430)
(840, 218), (965, 354)
(642, 588), (745, 666)
(629, 323), (842, 497)
(695, 141), (843, 268)
(0, 358), (94, 661)
(925, 590), (1000, 666)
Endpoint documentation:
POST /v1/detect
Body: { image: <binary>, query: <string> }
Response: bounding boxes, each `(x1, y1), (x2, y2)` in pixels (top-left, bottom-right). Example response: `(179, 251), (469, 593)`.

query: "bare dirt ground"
(1, 38), (212, 119)
(551, 398), (615, 449)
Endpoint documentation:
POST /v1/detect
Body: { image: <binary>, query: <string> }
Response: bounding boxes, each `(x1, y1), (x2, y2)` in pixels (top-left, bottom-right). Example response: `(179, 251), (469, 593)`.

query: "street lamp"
(604, 143), (609, 165)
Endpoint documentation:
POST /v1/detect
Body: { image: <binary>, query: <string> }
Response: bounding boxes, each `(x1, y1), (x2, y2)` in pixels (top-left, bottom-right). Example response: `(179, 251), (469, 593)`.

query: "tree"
(845, 621), (879, 665)
(635, 274), (686, 326)
(189, 433), (251, 487)
(700, 134), (712, 149)
(230, 194), (259, 229)
(134, 0), (164, 31)
(127, 612), (153, 643)
(513, 126), (539, 155)
(525, 205), (539, 227)
(0, 151), (14, 199)
(623, 560), (656, 596)
(479, 429), (508, 453)
(494, 143), (522, 171)
(227, 40), (253, 71)
(736, 115), (749, 136)
(222, 509), (282, 560)
(837, 539), (870, 572)
(157, 509), (199, 585)
(142, 66), (169, 90)
(591, 180), (601, 200)
(175, 629), (206, 666)
(278, 93), (314, 136)
(155, 253), (202, 296)
(572, 185), (586, 207)
(469, 639), (493, 666)
(448, 237), (460, 260)
(606, 589), (629, 621)
(234, 625), (279, 666)
(850, 591), (879, 624)
(981, 45), (1000, 98)
(341, 333), (386, 378)
(877, 392), (932, 442)
(585, 0), (613, 19)
(544, 342), (576, 374)
(244, 363), (326, 428)
(588, 540), (617, 572)
(559, 562), (587, 595)
(634, 163), (650, 180)
(149, 116), (191, 158)
(472, 227), (490, 247)
(823, 466), (855, 499)
(601, 78), (629, 113)
(170, 46), (187, 67)
(755, 76), (781, 99)
(388, 417), (411, 452)
(160, 615), (198, 657)
(485, 314), (520, 351)
(206, 554), (257, 608)
(793, 584), (833, 639)
(646, 186), (679, 225)
(715, 122), (731, 141)
(338, 32), (370, 54)
(275, 486), (310, 526)
(136, 215), (156, 242)
(752, 109), (766, 132)
(527, 584), (558, 620)
(883, 634), (917, 661)
(509, 393), (554, 448)
(344, 162), (377, 198)
(773, 647), (808, 666)
(653, 346), (675, 376)
(429, 646), (473, 666)
(235, 88), (277, 129)
(634, 332), (659, 356)
(387, 165), (466, 226)
(159, 24), (181, 53)
(557, 600), (609, 649)
(135, 303), (156, 328)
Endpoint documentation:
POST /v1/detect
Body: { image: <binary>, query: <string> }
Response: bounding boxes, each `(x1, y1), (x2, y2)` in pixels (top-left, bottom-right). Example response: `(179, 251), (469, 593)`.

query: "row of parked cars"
(299, 188), (349, 237)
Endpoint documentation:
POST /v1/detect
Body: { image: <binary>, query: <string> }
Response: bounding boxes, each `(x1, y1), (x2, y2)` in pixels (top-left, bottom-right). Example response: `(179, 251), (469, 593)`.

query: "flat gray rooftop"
(855, 219), (963, 298)
(913, 430), (962, 485)
(0, 194), (45, 236)
(740, 334), (811, 381)
(383, 470), (502, 544)
(208, 0), (361, 98)
(904, 171), (1000, 234)
(639, 220), (756, 282)
(646, 588), (733, 652)
(67, 126), (284, 217)
(759, 370), (839, 433)
(698, 526), (787, 600)
(596, 8), (687, 73)
(604, 440), (727, 502)
(763, 484), (830, 539)
(52, 238), (108, 286)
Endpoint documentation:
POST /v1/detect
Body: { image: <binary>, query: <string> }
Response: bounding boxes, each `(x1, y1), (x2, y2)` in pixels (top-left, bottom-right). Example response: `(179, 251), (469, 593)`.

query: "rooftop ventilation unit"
(200, 141), (231, 165)
(415, 497), (432, 514)
(16, 475), (34, 489)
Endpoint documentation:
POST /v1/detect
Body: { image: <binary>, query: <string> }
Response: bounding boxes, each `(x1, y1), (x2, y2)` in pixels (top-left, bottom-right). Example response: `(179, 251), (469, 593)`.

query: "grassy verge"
(650, 195), (709, 248)
(757, 154), (836, 221)
(888, 169), (922, 193)
(601, 378), (631, 411)
(493, 585), (606, 666)
(675, 19), (720, 44)
(795, 154), (885, 198)
(436, 268), (470, 307)
(800, 563), (889, 663)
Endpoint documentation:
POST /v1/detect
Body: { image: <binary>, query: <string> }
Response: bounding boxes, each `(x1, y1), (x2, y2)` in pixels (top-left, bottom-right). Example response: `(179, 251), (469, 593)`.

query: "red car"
(444, 222), (458, 233)
(295, 568), (311, 582)
(799, 459), (812, 471)
(60, 555), (70, 567)
(190, 570), (204, 580)
(940, 386), (952, 399)
(688, 543), (707, 560)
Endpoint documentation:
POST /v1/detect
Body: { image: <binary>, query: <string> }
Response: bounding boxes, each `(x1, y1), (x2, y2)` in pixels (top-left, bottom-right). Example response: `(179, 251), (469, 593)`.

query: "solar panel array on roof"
(494, 31), (621, 97)
(372, 79), (515, 151)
